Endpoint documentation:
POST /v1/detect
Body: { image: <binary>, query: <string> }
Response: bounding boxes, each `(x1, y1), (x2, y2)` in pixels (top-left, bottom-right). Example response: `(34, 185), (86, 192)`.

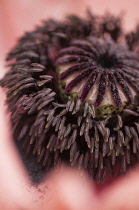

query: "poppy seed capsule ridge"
(1, 12), (139, 183)
(57, 37), (138, 108)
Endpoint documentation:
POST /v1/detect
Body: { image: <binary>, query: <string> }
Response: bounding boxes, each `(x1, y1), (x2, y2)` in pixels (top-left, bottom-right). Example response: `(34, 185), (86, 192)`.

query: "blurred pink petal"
(38, 167), (97, 210)
(98, 168), (139, 210)
(0, 88), (32, 209)
(0, 0), (86, 60)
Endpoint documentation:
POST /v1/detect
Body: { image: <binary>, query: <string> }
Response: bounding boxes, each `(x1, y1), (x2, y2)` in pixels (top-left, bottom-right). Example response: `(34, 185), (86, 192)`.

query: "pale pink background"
(1, 1), (139, 209)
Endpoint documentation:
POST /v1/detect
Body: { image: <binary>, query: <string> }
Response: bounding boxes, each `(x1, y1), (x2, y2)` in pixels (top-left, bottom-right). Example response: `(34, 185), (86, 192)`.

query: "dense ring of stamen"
(1, 12), (139, 183)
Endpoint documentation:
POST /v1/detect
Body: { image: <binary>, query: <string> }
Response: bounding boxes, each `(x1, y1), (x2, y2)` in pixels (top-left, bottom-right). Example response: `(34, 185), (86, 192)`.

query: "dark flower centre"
(97, 53), (117, 69)
(57, 38), (139, 108)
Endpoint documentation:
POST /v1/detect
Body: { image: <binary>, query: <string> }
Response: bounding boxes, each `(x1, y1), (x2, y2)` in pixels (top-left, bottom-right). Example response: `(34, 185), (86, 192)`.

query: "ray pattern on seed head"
(57, 37), (139, 107)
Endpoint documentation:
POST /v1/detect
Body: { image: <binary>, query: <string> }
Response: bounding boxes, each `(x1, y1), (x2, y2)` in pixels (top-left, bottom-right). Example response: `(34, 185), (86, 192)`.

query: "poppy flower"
(1, 1), (139, 210)
(1, 9), (139, 184)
